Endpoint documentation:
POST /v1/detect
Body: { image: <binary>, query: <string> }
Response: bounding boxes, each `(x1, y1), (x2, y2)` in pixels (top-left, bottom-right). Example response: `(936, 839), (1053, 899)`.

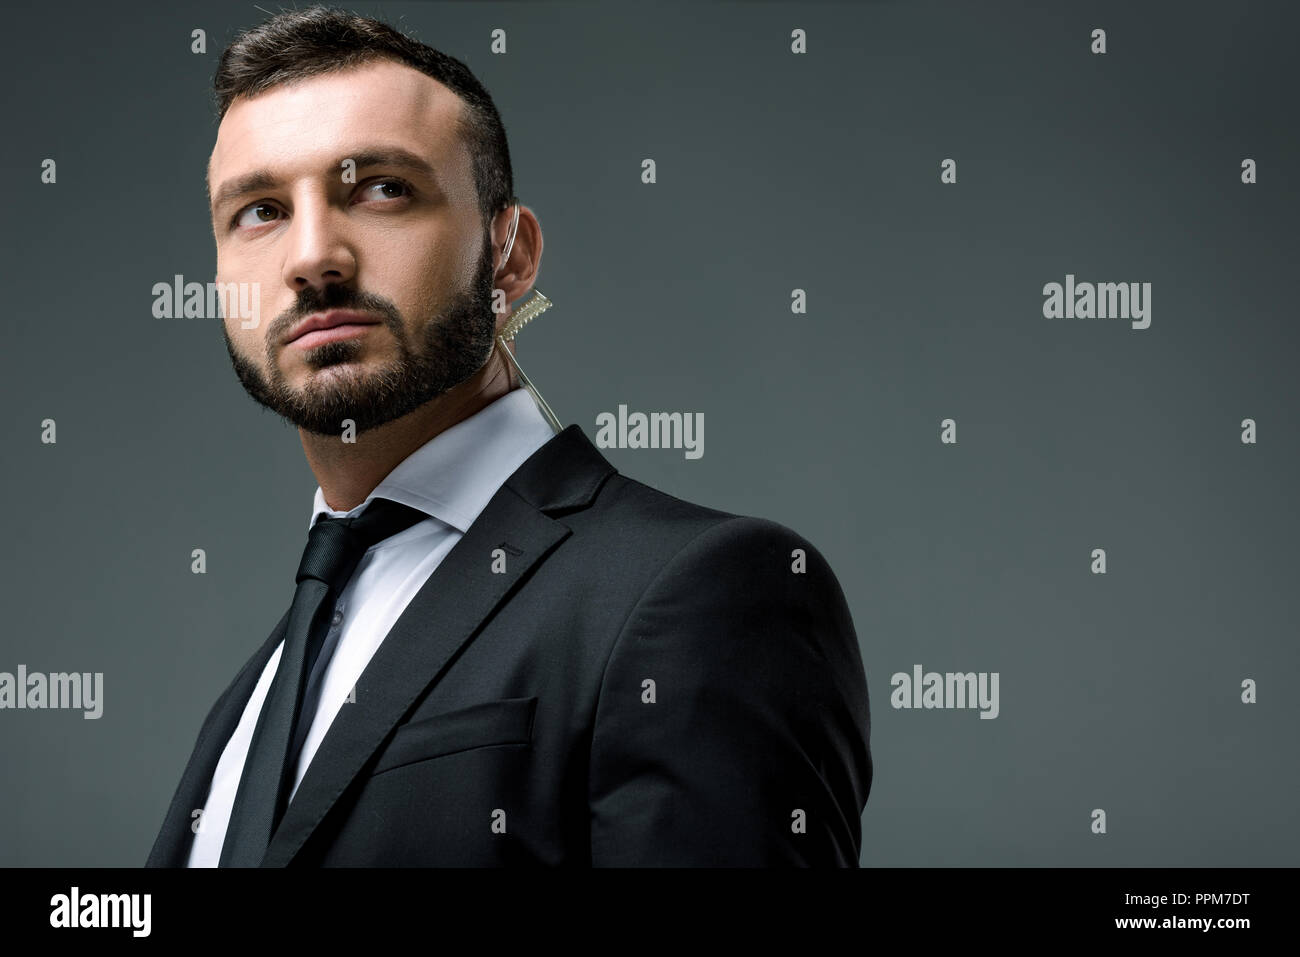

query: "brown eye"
(234, 203), (281, 228)
(358, 179), (411, 202)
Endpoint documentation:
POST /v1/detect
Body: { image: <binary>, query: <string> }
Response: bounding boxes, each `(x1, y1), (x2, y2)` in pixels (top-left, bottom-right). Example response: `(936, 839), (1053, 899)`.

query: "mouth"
(284, 310), (383, 348)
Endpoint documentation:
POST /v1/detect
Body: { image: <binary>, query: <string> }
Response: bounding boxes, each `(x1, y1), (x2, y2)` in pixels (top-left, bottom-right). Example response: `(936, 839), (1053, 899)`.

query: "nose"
(280, 192), (357, 295)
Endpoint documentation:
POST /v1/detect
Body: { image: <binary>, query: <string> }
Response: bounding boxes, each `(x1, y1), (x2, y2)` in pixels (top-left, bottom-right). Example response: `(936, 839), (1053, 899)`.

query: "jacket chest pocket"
(369, 696), (537, 776)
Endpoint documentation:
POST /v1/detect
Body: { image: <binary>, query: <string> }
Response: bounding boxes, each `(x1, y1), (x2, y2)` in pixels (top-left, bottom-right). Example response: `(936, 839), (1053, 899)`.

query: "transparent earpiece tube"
(495, 204), (561, 432)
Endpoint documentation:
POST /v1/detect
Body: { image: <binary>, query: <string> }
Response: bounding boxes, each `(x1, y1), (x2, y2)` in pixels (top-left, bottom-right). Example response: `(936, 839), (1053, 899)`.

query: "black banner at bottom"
(0, 867), (1278, 943)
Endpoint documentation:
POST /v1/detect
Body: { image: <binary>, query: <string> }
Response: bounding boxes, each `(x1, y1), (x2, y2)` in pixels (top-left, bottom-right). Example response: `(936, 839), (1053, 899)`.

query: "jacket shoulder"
(581, 472), (762, 549)
(570, 471), (839, 588)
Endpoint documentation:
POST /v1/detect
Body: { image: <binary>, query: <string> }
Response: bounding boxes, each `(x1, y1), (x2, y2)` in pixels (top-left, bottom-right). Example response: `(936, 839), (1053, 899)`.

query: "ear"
(490, 204), (543, 330)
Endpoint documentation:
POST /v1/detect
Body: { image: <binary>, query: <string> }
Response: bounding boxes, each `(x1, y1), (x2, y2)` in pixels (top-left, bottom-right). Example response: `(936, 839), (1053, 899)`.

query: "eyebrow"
(208, 146), (441, 217)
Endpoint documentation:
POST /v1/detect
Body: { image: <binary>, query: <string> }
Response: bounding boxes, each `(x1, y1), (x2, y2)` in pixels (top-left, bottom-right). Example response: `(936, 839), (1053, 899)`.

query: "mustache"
(272, 287), (402, 341)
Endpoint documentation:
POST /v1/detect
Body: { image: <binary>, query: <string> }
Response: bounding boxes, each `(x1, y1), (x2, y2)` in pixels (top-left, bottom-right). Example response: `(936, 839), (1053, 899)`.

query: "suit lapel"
(145, 607), (292, 866)
(261, 424), (615, 866)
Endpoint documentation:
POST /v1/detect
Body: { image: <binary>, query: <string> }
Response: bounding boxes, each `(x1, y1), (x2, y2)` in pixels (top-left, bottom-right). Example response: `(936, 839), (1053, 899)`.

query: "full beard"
(223, 234), (497, 436)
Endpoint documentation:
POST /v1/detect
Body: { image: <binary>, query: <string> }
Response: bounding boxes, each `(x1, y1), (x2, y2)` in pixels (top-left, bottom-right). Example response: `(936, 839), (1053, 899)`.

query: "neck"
(300, 344), (518, 512)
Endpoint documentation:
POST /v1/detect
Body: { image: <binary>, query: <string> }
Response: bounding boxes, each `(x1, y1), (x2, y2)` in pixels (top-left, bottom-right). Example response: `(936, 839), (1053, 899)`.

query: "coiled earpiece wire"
(493, 202), (563, 434)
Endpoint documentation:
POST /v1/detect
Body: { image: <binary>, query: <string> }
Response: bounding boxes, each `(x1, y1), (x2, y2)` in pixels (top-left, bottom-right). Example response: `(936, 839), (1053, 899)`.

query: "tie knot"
(296, 498), (428, 588)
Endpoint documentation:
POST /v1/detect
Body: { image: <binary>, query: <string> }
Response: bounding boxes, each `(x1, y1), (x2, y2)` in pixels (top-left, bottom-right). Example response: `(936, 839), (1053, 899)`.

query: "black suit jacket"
(146, 423), (872, 866)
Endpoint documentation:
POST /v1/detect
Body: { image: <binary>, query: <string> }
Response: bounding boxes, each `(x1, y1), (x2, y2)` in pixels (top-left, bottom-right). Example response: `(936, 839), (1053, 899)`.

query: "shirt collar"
(307, 387), (558, 533)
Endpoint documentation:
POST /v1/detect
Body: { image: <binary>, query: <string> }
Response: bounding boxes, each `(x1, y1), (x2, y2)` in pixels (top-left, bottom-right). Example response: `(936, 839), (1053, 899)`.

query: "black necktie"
(218, 497), (429, 867)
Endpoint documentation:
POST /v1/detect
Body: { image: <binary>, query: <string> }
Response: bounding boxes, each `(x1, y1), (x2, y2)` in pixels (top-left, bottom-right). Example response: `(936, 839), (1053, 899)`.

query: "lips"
(284, 309), (383, 346)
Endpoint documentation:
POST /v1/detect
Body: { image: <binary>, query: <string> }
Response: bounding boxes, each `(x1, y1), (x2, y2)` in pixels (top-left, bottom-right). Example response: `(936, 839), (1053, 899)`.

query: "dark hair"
(213, 5), (516, 231)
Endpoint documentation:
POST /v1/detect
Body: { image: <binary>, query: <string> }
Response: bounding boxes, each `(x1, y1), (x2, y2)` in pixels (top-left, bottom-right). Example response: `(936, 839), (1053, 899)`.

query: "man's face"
(208, 59), (498, 435)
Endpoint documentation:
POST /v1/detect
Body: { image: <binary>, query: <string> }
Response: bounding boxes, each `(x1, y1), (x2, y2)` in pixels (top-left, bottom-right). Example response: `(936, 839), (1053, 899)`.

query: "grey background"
(1, 0), (1295, 866)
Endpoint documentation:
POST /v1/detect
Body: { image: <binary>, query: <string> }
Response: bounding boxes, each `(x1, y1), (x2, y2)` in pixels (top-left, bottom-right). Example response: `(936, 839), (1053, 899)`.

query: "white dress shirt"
(187, 387), (557, 866)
